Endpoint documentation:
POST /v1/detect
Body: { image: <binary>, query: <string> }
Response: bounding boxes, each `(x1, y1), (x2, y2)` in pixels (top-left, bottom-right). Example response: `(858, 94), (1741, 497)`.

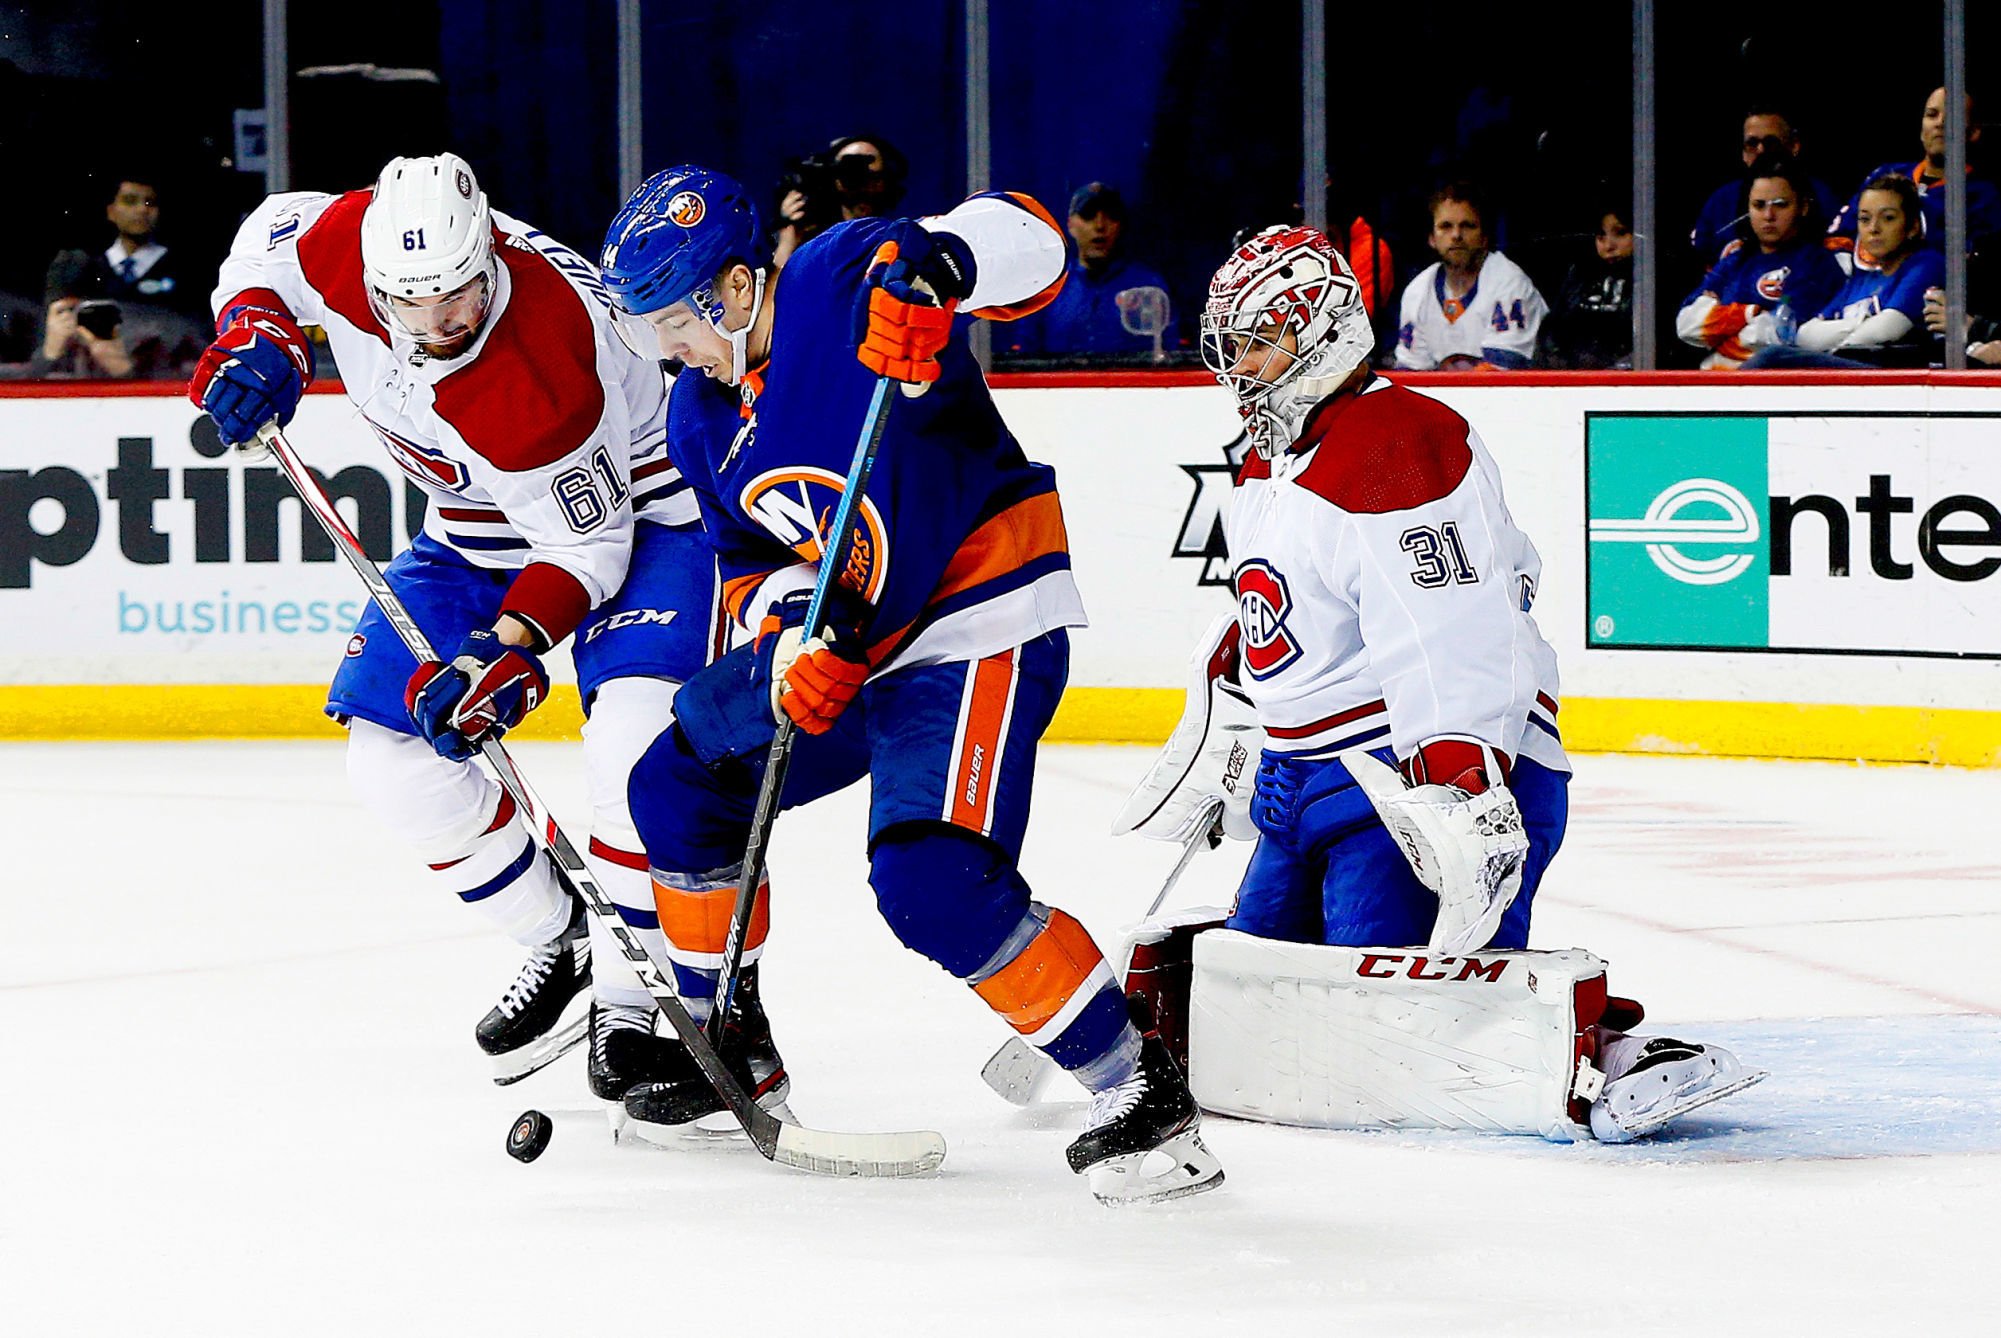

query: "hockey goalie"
(1109, 226), (1763, 1143)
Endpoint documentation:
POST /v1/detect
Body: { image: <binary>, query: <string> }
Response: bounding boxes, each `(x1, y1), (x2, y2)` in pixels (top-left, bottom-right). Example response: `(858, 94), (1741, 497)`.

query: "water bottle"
(1774, 299), (1798, 345)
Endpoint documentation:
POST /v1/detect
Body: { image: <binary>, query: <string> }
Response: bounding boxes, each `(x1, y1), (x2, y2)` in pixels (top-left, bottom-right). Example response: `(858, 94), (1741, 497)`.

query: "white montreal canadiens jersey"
(1225, 377), (1567, 773)
(212, 190), (692, 616)
(1393, 250), (1546, 370)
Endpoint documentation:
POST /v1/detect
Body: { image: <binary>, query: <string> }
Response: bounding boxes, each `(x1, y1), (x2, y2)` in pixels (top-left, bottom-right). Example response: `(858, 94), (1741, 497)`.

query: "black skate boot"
(475, 895), (592, 1085)
(621, 967), (792, 1144)
(1065, 999), (1224, 1205)
(589, 1001), (703, 1141)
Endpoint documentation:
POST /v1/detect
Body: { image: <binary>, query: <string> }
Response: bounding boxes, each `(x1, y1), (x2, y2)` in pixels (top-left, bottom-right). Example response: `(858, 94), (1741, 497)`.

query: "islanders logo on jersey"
(667, 191), (705, 228)
(370, 422), (470, 493)
(1233, 559), (1301, 678)
(1755, 267), (1791, 302)
(740, 466), (890, 603)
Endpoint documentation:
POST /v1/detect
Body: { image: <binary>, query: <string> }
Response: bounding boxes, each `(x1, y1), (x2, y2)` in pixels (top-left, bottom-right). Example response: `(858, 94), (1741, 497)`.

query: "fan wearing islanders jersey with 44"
(596, 165), (1225, 1204)
(1113, 224), (1761, 1144)
(188, 154), (726, 1107)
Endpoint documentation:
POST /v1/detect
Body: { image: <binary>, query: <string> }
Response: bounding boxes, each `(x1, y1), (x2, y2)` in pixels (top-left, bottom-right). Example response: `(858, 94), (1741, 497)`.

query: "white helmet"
(1200, 225), (1373, 458)
(360, 153), (498, 347)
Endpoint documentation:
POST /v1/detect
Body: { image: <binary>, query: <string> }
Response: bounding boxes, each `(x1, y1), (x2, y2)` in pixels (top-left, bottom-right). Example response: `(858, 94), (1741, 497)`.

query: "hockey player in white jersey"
(1394, 182), (1546, 370)
(188, 155), (734, 1112)
(1115, 224), (1759, 1142)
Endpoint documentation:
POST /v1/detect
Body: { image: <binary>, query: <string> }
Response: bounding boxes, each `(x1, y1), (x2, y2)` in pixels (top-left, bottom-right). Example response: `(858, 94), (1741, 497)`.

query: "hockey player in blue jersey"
(596, 165), (1224, 1203)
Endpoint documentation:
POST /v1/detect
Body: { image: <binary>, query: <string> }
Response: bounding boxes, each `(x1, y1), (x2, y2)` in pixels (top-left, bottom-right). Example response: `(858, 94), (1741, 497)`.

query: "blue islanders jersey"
(1676, 235), (1847, 365)
(682, 197), (1087, 671)
(1815, 247), (1945, 324)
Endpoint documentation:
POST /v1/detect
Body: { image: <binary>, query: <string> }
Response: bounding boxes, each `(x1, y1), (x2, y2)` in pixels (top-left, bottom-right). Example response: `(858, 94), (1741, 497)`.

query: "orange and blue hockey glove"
(856, 222), (976, 385)
(759, 590), (869, 734)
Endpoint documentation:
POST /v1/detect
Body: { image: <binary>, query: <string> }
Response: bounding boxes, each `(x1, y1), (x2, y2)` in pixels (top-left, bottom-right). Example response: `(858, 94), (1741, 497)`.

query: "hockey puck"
(506, 1109), (553, 1163)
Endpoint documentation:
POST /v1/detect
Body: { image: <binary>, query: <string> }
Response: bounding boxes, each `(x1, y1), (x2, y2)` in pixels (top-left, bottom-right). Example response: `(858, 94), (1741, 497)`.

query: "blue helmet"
(600, 165), (769, 320)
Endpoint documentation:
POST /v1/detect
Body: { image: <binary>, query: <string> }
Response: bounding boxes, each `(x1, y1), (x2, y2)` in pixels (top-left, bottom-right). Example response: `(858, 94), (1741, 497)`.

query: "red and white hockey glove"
(1347, 736), (1527, 955)
(757, 590), (868, 735)
(856, 224), (976, 387)
(405, 629), (550, 762)
(188, 303), (314, 447)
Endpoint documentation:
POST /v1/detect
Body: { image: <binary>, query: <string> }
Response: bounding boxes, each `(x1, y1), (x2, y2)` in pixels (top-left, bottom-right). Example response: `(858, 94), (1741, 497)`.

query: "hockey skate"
(1589, 1034), (1767, 1143)
(1065, 1004), (1224, 1205)
(476, 896), (592, 1085)
(589, 1002), (701, 1142)
(621, 968), (793, 1146)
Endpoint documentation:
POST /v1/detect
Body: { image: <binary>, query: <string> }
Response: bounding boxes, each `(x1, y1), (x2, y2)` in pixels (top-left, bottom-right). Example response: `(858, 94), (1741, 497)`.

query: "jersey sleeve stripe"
(498, 561), (593, 648)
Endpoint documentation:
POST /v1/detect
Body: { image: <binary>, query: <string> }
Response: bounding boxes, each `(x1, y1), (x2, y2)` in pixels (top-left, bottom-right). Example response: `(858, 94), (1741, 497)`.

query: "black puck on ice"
(506, 1109), (553, 1163)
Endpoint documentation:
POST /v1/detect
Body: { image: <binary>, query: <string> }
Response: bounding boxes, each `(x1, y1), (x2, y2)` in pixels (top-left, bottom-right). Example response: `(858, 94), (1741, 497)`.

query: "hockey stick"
(979, 799), (1225, 1106)
(257, 421), (943, 1178)
(707, 374), (896, 1043)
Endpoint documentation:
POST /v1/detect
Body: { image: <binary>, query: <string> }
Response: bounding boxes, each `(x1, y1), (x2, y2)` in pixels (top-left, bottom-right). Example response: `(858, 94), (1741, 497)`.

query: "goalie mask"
(360, 154), (499, 352)
(1200, 226), (1373, 458)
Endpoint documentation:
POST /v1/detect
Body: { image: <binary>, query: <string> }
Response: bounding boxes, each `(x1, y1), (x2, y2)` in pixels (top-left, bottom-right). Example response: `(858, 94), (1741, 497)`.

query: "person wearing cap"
(1005, 182), (1176, 359)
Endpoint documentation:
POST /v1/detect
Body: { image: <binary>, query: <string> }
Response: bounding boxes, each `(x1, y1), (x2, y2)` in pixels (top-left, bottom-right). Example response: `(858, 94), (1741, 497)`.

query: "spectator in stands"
(1676, 157), (1846, 369)
(1542, 202), (1633, 369)
(77, 174), (203, 318)
(1689, 107), (1839, 264)
(1829, 88), (2001, 258)
(1924, 286), (2001, 365)
(1750, 174), (1945, 368)
(1393, 181), (1544, 370)
(9, 247), (203, 380)
(771, 134), (910, 268)
(1004, 183), (1174, 358)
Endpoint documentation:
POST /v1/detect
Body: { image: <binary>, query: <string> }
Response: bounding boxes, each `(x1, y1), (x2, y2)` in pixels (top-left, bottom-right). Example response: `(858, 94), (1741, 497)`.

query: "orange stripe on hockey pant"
(949, 649), (1015, 833)
(722, 572), (773, 627)
(973, 908), (1104, 1035)
(653, 878), (769, 955)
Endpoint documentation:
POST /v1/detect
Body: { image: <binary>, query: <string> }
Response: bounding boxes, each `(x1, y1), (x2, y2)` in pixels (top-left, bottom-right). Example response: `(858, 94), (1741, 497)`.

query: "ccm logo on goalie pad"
(1356, 953), (1510, 983)
(1233, 560), (1300, 678)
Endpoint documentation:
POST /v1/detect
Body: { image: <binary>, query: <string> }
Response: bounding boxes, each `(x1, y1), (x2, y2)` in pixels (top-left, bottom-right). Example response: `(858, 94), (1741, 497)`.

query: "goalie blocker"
(1122, 916), (1643, 1141)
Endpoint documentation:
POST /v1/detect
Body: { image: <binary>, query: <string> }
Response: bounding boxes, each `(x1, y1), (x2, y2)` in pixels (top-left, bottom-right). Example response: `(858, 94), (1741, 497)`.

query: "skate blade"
(487, 1000), (591, 1086)
(1597, 1068), (1769, 1143)
(603, 1099), (634, 1144)
(629, 1099), (796, 1149)
(1085, 1129), (1225, 1206)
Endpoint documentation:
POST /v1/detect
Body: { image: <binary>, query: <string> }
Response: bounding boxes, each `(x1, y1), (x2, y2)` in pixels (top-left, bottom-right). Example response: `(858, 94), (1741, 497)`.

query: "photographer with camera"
(1688, 107), (1838, 266)
(770, 134), (910, 267)
(10, 246), (204, 381)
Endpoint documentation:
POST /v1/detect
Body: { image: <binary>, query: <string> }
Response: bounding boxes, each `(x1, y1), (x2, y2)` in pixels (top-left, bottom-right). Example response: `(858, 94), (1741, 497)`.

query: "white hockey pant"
(345, 717), (569, 946)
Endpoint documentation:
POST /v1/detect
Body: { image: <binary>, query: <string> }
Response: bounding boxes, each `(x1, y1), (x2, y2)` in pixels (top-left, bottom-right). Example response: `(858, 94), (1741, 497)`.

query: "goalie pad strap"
(1188, 931), (1608, 1140)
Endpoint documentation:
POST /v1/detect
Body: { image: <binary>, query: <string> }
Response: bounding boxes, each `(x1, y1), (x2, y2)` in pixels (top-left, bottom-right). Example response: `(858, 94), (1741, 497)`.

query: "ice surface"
(2, 743), (1996, 1335)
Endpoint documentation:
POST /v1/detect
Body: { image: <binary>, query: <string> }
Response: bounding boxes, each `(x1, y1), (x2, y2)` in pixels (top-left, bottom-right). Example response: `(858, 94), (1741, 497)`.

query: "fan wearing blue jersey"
(1752, 174), (1944, 368)
(1827, 88), (2001, 258)
(597, 166), (1224, 1204)
(1677, 158), (1845, 369)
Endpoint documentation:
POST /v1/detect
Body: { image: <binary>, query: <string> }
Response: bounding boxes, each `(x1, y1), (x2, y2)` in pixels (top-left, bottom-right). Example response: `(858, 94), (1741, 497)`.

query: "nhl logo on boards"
(667, 192), (706, 228)
(455, 168), (473, 199)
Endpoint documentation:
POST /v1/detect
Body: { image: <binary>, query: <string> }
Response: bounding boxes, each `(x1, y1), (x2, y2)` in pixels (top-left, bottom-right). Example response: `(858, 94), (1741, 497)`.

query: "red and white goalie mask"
(1200, 225), (1373, 458)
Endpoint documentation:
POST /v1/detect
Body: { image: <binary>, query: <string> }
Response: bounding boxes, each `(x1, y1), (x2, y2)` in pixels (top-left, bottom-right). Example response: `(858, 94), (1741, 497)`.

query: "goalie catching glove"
(1114, 614), (1264, 844)
(1344, 737), (1528, 956)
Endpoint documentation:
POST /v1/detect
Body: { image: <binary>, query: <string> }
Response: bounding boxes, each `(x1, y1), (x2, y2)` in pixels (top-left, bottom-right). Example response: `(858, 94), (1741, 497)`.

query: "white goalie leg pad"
(1188, 930), (1606, 1140)
(345, 718), (568, 944)
(1114, 614), (1264, 844)
(581, 676), (681, 1009)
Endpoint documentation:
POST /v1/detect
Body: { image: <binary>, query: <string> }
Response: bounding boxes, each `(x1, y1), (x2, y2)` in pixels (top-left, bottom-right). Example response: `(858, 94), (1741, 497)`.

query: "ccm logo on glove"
(188, 304), (315, 446)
